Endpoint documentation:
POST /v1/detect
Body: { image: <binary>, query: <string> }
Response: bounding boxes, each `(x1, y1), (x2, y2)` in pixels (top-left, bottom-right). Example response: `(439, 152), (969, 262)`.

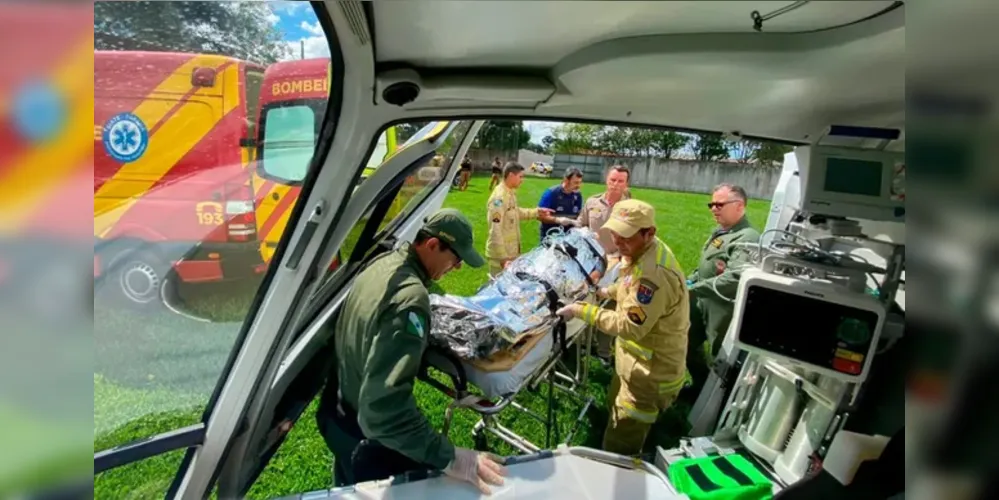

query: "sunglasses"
(707, 200), (739, 210)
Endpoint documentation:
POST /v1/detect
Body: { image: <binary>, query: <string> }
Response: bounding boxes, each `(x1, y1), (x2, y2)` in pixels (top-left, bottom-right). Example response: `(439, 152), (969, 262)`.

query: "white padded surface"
(322, 454), (686, 500)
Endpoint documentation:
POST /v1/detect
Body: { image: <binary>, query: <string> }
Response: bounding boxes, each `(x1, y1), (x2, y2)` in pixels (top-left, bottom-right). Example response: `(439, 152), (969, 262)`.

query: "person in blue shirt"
(537, 167), (584, 239)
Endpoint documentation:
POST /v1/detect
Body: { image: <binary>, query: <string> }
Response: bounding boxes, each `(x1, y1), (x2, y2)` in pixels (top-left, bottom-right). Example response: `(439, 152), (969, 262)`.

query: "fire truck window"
(260, 105), (316, 182)
(244, 69), (265, 142)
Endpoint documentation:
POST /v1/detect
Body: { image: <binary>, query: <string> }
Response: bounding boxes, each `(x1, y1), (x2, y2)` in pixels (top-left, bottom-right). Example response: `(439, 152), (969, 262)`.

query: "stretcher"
(418, 312), (597, 454)
(419, 228), (618, 454)
(277, 445), (689, 499)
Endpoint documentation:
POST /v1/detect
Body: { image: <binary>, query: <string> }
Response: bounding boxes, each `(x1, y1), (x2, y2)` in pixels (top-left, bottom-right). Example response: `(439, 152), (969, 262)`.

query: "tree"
(523, 142), (547, 154)
(394, 122), (431, 144)
(94, 1), (291, 63)
(694, 134), (730, 161)
(751, 141), (793, 167)
(541, 135), (557, 153)
(597, 127), (632, 156)
(729, 141), (757, 164)
(474, 121), (531, 151)
(653, 131), (690, 160)
(548, 123), (692, 159)
(549, 123), (602, 154)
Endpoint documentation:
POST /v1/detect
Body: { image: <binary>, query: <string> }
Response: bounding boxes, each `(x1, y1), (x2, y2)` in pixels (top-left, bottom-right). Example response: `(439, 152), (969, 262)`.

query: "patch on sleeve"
(490, 211), (502, 224)
(636, 278), (658, 304)
(406, 311), (426, 338)
(626, 305), (647, 325)
(492, 198), (503, 208)
(711, 238), (723, 249)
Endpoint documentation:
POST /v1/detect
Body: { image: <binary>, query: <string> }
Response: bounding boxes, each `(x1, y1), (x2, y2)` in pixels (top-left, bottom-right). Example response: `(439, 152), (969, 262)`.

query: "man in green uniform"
(316, 209), (506, 494)
(685, 184), (760, 390)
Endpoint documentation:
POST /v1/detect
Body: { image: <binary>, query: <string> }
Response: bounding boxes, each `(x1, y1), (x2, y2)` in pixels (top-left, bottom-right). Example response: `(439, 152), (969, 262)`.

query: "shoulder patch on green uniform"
(711, 238), (723, 248)
(627, 305), (647, 325)
(406, 310), (426, 338)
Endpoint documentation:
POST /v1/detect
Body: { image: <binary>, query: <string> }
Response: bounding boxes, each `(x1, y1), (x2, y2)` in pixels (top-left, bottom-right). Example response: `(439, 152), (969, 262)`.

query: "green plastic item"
(668, 454), (773, 500)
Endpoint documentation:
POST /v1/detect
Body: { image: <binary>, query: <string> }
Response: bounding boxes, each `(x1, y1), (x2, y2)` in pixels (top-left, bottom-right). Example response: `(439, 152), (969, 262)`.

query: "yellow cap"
(602, 199), (655, 238)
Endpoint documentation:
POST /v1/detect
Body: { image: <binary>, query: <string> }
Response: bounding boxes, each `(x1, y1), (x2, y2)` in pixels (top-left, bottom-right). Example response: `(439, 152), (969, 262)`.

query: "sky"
(268, 1), (332, 60)
(265, 3), (568, 146)
(524, 121), (559, 144)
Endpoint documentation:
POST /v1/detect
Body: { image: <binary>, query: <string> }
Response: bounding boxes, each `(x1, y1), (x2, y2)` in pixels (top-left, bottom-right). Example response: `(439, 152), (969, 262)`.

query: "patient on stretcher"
(427, 228), (607, 366)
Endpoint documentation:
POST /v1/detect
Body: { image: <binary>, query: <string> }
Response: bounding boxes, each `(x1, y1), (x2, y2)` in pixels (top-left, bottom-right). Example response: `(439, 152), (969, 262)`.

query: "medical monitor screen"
(823, 157), (883, 197)
(738, 286), (880, 376)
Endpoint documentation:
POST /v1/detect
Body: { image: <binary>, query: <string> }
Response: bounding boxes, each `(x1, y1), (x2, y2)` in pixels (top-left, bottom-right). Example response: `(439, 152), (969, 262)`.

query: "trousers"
(681, 295), (711, 406)
(602, 373), (678, 456)
(316, 398), (432, 487)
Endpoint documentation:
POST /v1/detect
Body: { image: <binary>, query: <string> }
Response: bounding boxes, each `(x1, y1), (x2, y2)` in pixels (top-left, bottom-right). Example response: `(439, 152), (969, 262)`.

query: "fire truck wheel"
(112, 250), (169, 308)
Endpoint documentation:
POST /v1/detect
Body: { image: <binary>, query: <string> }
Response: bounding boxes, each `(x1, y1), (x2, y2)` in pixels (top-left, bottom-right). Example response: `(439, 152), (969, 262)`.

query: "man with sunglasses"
(317, 209), (507, 494)
(685, 184), (760, 387)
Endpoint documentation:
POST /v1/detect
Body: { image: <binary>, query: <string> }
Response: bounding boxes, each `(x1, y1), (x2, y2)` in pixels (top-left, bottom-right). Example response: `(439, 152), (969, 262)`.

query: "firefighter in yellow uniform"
(485, 162), (552, 276)
(557, 199), (689, 455)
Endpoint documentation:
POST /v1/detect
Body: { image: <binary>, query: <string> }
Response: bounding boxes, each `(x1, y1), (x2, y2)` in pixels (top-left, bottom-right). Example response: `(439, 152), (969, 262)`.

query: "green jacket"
(333, 243), (455, 469)
(688, 217), (760, 348)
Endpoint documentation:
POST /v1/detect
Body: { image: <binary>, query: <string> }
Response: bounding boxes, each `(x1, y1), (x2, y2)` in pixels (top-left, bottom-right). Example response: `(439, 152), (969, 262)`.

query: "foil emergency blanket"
(429, 227), (607, 360)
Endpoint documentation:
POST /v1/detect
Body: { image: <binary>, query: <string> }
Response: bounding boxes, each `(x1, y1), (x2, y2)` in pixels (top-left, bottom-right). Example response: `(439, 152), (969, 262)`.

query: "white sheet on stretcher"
(319, 453), (687, 499)
(462, 318), (587, 399)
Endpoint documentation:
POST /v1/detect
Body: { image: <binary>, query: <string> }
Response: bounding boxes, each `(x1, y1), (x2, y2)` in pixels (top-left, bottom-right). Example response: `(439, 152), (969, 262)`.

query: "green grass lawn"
(94, 176), (769, 499)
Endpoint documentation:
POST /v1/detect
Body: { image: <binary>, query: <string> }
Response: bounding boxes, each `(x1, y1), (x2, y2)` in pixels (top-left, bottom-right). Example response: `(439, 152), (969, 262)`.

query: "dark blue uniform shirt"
(538, 184), (583, 239)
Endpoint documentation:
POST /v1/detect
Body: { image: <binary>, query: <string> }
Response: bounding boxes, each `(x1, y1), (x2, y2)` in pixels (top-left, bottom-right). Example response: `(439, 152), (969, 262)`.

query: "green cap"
(422, 208), (485, 268)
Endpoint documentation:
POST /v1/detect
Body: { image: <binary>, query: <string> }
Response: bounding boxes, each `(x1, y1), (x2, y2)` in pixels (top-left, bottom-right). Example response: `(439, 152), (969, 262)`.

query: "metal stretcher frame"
(418, 313), (599, 455)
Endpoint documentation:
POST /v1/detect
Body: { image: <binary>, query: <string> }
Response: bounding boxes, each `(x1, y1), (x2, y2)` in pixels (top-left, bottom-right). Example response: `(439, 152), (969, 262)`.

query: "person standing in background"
(458, 155), (473, 191)
(485, 162), (553, 277)
(487, 157), (502, 192)
(537, 167), (584, 240)
(684, 184), (760, 400)
(580, 165), (631, 266)
(579, 164), (632, 362)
